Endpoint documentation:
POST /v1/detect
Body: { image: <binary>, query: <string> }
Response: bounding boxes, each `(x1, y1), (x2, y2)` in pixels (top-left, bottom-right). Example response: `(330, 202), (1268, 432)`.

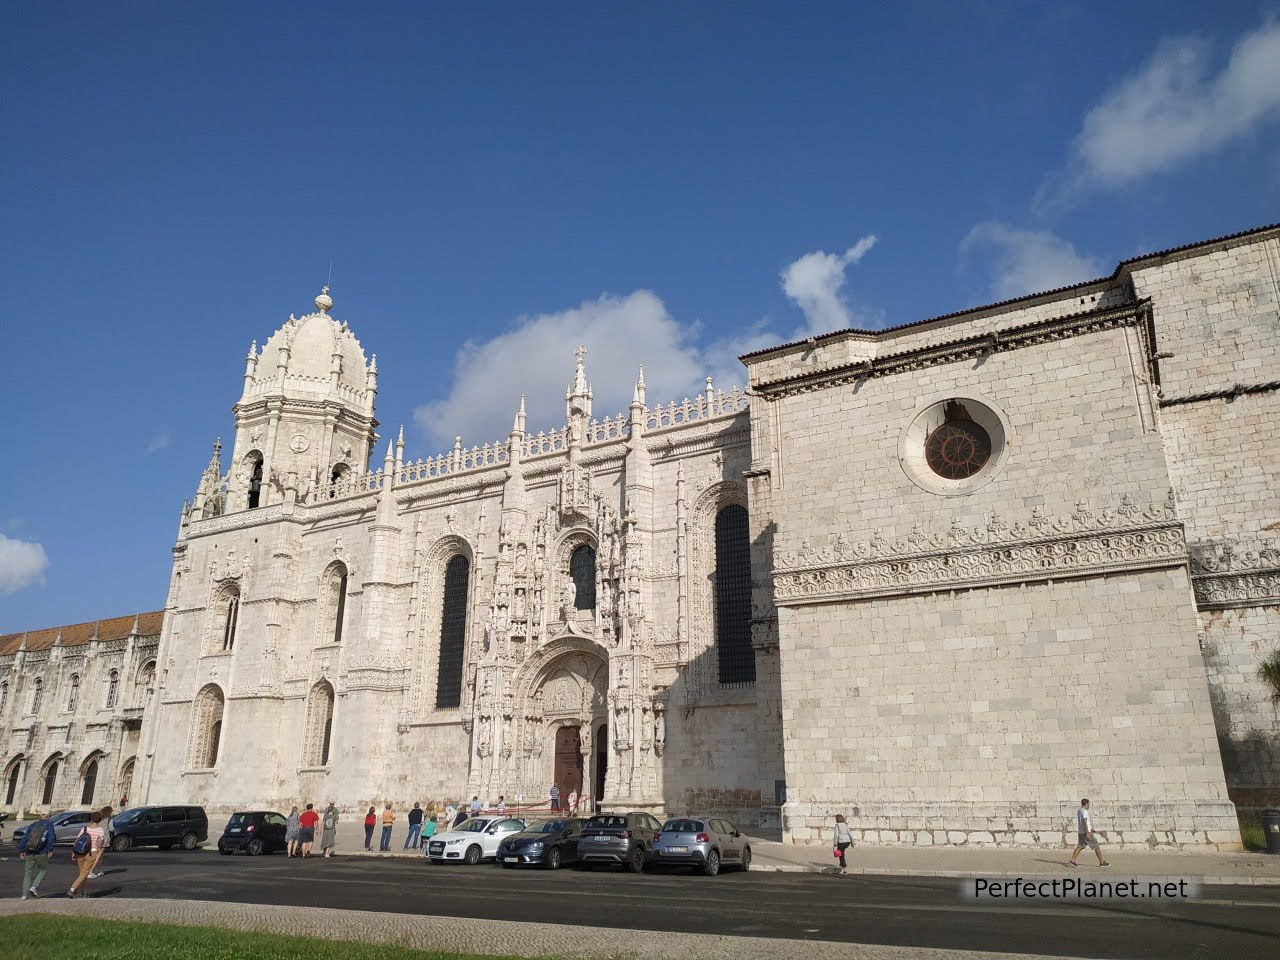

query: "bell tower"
(225, 287), (379, 510)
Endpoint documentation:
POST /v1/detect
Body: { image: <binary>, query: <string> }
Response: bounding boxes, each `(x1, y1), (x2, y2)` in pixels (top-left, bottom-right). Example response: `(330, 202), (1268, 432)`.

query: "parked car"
(10, 810), (93, 848)
(652, 816), (751, 876)
(426, 816), (526, 864)
(496, 817), (585, 870)
(217, 811), (289, 855)
(108, 805), (208, 852)
(576, 811), (663, 872)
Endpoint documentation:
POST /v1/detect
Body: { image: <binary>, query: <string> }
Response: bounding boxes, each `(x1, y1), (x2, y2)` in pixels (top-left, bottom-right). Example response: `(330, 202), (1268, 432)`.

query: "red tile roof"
(0, 611), (165, 656)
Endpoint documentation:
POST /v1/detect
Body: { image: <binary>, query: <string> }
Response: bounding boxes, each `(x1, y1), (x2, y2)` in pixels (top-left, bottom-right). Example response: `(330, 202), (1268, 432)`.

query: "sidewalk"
(203, 815), (1280, 886)
(0, 897), (1086, 960)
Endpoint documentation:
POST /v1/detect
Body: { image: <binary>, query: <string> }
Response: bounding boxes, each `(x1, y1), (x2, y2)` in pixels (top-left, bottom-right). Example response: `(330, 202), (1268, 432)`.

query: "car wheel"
(703, 850), (720, 877)
(464, 844), (482, 866)
(218, 846), (231, 856)
(181, 832), (199, 851)
(546, 848), (561, 870)
(740, 847), (751, 872)
(626, 846), (645, 873)
(112, 834), (132, 853)
(247, 838), (264, 856)
(158, 843), (173, 851)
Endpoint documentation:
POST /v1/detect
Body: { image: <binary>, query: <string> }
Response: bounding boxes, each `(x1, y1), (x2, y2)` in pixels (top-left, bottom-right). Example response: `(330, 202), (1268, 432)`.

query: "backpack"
(21, 820), (51, 854)
(72, 827), (93, 856)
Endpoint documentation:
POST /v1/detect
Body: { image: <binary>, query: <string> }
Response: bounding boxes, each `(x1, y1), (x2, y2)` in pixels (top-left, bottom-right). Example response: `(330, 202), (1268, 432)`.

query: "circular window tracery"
(899, 395), (1009, 496)
(923, 403), (992, 480)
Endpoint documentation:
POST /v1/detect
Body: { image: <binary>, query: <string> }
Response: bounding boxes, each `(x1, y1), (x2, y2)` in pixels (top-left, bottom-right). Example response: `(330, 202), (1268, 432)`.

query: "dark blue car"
(496, 817), (585, 870)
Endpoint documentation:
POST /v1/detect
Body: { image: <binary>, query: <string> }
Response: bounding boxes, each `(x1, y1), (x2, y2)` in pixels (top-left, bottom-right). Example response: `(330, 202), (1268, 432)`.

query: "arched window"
(80, 754), (100, 805)
(220, 589), (240, 652)
(714, 504), (755, 685)
(105, 669), (120, 709)
(117, 756), (136, 803)
(246, 452), (264, 509)
(569, 545), (597, 611)
(30, 678), (43, 715)
(435, 554), (470, 709)
(135, 661), (156, 706)
(302, 680), (336, 766)
(67, 674), (80, 712)
(330, 462), (349, 485)
(40, 754), (60, 805)
(0, 680), (8, 714)
(188, 685), (225, 769)
(323, 563), (348, 644)
(3, 755), (21, 805)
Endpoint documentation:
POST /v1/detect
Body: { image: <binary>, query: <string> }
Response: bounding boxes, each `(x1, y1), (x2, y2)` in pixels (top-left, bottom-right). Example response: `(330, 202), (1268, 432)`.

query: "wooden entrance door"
(554, 726), (583, 807)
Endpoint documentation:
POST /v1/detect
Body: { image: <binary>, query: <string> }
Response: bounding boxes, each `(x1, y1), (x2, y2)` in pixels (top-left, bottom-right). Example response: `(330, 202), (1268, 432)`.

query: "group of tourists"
(283, 802), (340, 858)
(16, 803), (116, 900)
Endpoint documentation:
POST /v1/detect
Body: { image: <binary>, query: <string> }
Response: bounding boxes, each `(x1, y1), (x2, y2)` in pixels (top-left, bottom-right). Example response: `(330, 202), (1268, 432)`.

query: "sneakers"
(20, 895), (28, 901)
(1100, 861), (1111, 867)
(28, 887), (39, 898)
(88, 872), (103, 879)
(1067, 861), (1078, 867)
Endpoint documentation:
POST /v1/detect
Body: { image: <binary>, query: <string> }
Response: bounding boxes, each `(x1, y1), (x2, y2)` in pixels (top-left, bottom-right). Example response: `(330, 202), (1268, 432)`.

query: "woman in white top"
(833, 814), (854, 874)
(68, 812), (107, 898)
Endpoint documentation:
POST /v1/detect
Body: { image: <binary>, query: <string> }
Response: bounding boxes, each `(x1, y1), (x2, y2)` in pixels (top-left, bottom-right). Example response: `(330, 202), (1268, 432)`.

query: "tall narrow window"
(0, 681), (8, 714)
(714, 505), (755, 685)
(30, 678), (43, 715)
(105, 670), (120, 709)
(569, 545), (597, 611)
(222, 591), (240, 652)
(324, 564), (348, 644)
(4, 758), (20, 804)
(41, 756), (59, 805)
(117, 757), (136, 802)
(81, 756), (99, 805)
(189, 685), (225, 769)
(303, 680), (336, 766)
(435, 554), (470, 709)
(135, 661), (156, 706)
(67, 674), (80, 712)
(247, 453), (264, 509)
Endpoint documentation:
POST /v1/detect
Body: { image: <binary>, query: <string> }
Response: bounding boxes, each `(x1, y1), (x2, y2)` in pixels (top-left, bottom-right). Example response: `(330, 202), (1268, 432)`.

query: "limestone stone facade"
(0, 613), (161, 812)
(6, 224), (1276, 850)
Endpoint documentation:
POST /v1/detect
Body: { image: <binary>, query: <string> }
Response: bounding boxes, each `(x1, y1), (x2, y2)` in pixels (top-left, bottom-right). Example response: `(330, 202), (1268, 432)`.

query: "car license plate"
(503, 856), (519, 863)
(228, 828), (242, 833)
(594, 835), (610, 842)
(666, 846), (688, 854)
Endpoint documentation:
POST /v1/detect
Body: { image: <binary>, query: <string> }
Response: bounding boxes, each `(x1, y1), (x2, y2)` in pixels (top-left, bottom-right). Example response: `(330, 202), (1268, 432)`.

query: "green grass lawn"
(3, 915), (541, 960)
(1237, 810), (1266, 852)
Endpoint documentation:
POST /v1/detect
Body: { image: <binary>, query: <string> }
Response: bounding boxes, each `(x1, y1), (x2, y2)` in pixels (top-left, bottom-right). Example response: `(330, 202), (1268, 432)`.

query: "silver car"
(652, 816), (751, 876)
(11, 810), (93, 848)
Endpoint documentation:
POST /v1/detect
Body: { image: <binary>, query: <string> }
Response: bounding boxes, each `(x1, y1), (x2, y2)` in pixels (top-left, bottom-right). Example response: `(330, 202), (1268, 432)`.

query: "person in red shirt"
(298, 803), (320, 858)
(364, 806), (377, 851)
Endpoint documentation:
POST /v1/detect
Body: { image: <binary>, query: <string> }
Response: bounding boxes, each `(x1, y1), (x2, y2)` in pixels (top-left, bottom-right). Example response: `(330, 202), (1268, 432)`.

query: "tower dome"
(256, 287), (370, 401)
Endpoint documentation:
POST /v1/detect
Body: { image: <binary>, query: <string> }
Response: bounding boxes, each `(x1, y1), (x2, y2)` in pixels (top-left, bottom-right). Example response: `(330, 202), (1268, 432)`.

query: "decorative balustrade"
(523, 427), (568, 458)
(585, 413), (629, 445)
(645, 385), (747, 432)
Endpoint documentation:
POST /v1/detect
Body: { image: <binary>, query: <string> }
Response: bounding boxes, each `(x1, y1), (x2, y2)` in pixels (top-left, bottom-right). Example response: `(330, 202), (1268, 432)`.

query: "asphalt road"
(3, 848), (1279, 959)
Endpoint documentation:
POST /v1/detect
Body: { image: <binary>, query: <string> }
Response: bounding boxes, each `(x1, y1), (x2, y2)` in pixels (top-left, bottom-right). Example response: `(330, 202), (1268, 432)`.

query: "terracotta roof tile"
(97, 615), (139, 642)
(0, 611), (165, 653)
(22, 627), (60, 652)
(135, 611), (165, 637)
(0, 633), (24, 656)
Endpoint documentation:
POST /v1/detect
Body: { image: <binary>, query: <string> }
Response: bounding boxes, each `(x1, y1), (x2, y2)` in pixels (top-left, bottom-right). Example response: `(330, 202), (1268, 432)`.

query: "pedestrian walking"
(285, 806), (301, 857)
(298, 803), (319, 858)
(833, 814), (853, 874)
(88, 804), (114, 879)
(17, 815), (56, 900)
(549, 783), (560, 811)
(380, 802), (395, 851)
(405, 802), (423, 849)
(363, 806), (377, 850)
(67, 812), (107, 898)
(1069, 798), (1110, 867)
(321, 803), (339, 858)
(568, 789), (578, 813)
(420, 814), (437, 855)
(496, 795), (506, 815)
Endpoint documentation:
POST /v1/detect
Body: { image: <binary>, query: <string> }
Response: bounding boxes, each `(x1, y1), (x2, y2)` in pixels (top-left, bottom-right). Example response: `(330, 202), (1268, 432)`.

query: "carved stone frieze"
(187, 503), (288, 537)
(774, 495), (1186, 605)
(1190, 543), (1280, 609)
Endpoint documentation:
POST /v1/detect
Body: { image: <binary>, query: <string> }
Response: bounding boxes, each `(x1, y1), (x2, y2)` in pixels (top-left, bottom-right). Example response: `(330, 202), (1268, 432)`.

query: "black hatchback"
(218, 811), (289, 855)
(109, 805), (208, 852)
(496, 817), (585, 869)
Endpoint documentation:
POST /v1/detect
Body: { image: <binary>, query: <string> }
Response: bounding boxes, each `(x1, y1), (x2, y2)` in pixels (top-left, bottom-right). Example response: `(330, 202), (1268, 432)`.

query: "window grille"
(105, 670), (120, 709)
(436, 555), (470, 708)
(67, 674), (80, 712)
(570, 545), (597, 611)
(714, 505), (755, 685)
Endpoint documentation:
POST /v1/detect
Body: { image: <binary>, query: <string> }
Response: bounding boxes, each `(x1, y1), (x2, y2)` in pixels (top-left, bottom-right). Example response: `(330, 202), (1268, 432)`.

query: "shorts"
(299, 827), (315, 843)
(1077, 832), (1099, 849)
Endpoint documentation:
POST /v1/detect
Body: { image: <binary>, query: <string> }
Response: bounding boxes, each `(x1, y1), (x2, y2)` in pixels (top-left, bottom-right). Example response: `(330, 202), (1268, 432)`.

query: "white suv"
(426, 817), (526, 865)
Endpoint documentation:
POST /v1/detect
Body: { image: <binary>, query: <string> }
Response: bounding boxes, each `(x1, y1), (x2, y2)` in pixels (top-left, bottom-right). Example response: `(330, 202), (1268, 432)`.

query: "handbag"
(833, 845), (841, 858)
(72, 827), (92, 856)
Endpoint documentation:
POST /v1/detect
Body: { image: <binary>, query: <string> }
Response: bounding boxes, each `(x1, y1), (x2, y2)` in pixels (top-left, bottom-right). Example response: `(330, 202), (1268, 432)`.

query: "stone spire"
(565, 344), (593, 422)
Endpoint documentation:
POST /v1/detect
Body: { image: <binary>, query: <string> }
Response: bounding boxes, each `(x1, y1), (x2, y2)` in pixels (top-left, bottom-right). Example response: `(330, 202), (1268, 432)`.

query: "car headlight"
(526, 842), (544, 853)
(446, 837), (465, 845)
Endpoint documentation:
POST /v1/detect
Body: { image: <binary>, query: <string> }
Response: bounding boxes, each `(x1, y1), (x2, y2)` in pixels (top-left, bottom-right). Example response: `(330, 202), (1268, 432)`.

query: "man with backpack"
(18, 816), (57, 900)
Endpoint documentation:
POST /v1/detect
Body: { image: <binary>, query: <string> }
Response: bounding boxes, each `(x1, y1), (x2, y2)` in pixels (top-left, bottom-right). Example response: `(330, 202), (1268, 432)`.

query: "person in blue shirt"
(19, 817), (57, 900)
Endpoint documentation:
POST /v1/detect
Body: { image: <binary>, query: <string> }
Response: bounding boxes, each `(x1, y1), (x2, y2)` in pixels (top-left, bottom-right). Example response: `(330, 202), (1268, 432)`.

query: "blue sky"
(2, 2), (1278, 630)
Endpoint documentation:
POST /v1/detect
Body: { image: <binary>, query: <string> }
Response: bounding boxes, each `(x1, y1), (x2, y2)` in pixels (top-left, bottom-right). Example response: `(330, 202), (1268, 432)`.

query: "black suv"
(218, 811), (289, 855)
(109, 805), (208, 852)
(576, 811), (663, 872)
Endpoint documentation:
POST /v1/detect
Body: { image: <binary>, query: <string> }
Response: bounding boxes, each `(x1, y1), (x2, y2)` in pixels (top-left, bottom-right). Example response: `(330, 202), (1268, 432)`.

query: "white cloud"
(780, 235), (879, 337)
(0, 533), (49, 595)
(1038, 21), (1280, 208)
(962, 222), (1103, 301)
(145, 431), (171, 455)
(414, 291), (722, 452)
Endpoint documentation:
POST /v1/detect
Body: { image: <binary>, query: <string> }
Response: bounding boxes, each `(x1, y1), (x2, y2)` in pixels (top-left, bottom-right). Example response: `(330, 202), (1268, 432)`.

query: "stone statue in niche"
(641, 705), (653, 751)
(513, 590), (526, 620)
(560, 577), (576, 620)
(476, 715), (492, 758)
(515, 545), (528, 574)
(654, 708), (665, 756)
